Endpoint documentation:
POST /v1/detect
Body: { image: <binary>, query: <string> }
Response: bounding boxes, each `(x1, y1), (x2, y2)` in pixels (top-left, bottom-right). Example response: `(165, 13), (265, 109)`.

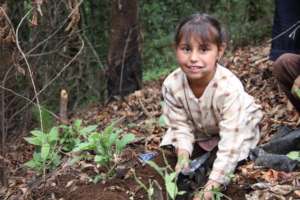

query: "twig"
(15, 8), (43, 132)
(138, 98), (152, 118)
(81, 33), (104, 70)
(253, 57), (269, 65)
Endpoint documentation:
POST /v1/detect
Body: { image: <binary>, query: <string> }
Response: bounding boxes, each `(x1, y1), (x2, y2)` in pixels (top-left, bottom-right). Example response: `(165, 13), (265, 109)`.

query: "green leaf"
(40, 133), (48, 144)
(24, 159), (38, 169)
(177, 191), (186, 195)
(146, 160), (164, 177)
(73, 119), (82, 130)
(148, 185), (154, 197)
(103, 122), (115, 136)
(68, 156), (82, 165)
(88, 132), (100, 144)
(93, 175), (104, 184)
(166, 172), (177, 182)
(24, 136), (42, 146)
(165, 179), (177, 200)
(79, 125), (98, 137)
(73, 142), (94, 151)
(41, 143), (50, 161)
(108, 132), (119, 147)
(48, 127), (59, 143)
(96, 142), (107, 155)
(164, 172), (178, 200)
(30, 130), (44, 137)
(158, 115), (167, 127)
(116, 133), (135, 153)
(50, 152), (61, 168)
(33, 152), (42, 160)
(287, 151), (300, 161)
(94, 155), (109, 166)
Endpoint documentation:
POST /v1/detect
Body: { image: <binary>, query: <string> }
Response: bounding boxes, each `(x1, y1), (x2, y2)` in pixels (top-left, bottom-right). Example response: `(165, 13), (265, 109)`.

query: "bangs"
(177, 21), (221, 47)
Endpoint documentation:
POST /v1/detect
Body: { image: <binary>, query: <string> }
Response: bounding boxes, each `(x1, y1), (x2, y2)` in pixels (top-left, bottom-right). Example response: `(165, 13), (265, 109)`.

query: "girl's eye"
(199, 47), (209, 52)
(182, 47), (191, 53)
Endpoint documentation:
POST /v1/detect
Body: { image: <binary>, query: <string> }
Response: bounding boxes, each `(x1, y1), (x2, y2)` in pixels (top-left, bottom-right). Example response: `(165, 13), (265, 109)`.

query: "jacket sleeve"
(160, 85), (195, 155)
(209, 91), (262, 184)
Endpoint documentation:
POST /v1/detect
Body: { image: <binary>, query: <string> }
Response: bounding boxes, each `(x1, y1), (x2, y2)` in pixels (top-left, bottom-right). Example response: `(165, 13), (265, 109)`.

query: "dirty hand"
(175, 149), (190, 174)
(193, 180), (221, 200)
(291, 75), (300, 100)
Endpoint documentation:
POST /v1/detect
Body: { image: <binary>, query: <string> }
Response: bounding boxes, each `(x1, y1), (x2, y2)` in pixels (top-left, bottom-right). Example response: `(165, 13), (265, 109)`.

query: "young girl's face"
(176, 34), (224, 83)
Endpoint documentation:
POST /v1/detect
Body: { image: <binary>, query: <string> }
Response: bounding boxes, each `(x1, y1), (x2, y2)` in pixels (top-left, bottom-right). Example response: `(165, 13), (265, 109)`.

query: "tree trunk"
(107, 0), (142, 98)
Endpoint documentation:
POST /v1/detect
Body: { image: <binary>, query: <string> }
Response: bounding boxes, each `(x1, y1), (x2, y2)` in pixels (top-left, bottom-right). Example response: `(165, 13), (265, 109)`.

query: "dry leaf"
(270, 185), (294, 195)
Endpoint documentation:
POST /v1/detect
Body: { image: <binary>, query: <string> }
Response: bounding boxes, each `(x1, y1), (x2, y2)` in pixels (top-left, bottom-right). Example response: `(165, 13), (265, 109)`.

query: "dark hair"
(175, 13), (227, 48)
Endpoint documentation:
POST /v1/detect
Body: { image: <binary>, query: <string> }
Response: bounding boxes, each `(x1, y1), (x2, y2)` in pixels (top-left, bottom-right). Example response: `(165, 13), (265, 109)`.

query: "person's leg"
(273, 53), (300, 112)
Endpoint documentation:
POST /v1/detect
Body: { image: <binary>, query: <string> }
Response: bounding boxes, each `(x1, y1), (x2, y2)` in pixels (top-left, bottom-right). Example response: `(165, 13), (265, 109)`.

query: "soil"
(28, 149), (248, 200)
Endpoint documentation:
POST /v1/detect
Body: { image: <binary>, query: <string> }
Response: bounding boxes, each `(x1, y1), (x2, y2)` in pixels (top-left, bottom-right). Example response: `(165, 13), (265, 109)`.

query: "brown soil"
(26, 148), (248, 200)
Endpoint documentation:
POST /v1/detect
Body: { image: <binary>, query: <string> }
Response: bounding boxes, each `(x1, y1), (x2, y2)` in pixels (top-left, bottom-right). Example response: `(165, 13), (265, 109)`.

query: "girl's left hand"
(291, 75), (300, 100)
(193, 180), (221, 200)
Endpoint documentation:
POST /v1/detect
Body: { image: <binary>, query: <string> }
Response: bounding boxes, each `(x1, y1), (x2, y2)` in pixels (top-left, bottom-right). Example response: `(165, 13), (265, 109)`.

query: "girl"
(160, 13), (263, 200)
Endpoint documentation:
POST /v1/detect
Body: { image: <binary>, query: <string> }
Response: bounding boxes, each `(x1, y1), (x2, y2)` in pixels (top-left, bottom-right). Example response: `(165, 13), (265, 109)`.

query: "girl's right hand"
(175, 149), (190, 174)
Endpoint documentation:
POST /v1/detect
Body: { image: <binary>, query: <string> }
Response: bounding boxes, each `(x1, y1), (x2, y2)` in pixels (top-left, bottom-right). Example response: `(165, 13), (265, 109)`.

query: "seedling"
(132, 169), (157, 200)
(146, 160), (185, 200)
(59, 119), (97, 152)
(72, 122), (135, 181)
(24, 127), (61, 175)
(195, 172), (234, 200)
(196, 186), (232, 200)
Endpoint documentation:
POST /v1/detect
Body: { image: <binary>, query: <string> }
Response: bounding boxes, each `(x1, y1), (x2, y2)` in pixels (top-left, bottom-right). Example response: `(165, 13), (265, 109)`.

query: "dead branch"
(65, 0), (80, 33)
(16, 8), (44, 132)
(59, 89), (69, 124)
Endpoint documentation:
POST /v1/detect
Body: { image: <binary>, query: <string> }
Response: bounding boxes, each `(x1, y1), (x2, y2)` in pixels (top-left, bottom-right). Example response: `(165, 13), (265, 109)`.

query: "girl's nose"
(190, 51), (199, 63)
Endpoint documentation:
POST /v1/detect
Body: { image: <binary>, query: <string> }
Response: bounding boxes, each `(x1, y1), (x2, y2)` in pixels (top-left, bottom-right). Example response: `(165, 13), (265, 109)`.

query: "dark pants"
(273, 53), (300, 112)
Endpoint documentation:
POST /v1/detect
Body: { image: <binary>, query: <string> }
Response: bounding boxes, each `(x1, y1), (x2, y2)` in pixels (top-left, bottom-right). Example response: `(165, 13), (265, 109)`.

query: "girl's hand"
(193, 180), (221, 200)
(291, 75), (300, 100)
(175, 149), (190, 174)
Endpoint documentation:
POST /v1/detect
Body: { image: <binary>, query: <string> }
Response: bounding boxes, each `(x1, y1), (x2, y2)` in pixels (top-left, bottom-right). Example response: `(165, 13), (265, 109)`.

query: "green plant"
(132, 169), (157, 200)
(59, 119), (98, 152)
(73, 122), (135, 181)
(146, 160), (185, 200)
(24, 127), (61, 174)
(196, 186), (229, 200)
(196, 186), (232, 200)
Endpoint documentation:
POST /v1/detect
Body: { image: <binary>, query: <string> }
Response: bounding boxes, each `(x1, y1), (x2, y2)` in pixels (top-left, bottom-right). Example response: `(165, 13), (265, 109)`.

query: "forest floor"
(2, 42), (300, 200)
